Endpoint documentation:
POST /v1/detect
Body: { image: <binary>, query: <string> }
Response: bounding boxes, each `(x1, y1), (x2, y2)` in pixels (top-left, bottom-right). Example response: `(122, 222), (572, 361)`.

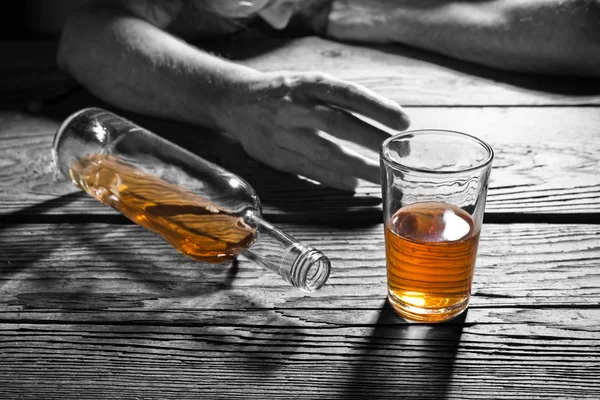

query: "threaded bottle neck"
(242, 214), (331, 292)
(283, 243), (331, 292)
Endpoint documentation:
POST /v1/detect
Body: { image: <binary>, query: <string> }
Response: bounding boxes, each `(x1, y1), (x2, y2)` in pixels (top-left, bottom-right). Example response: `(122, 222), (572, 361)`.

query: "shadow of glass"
(344, 298), (467, 399)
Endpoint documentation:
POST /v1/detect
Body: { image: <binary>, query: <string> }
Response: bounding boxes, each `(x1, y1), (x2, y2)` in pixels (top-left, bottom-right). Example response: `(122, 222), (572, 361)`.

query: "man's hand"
(221, 71), (410, 191)
(58, 0), (410, 192)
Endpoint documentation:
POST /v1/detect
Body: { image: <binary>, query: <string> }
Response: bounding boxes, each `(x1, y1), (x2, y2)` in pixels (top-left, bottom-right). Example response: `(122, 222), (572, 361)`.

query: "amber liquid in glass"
(69, 154), (256, 263)
(385, 202), (480, 322)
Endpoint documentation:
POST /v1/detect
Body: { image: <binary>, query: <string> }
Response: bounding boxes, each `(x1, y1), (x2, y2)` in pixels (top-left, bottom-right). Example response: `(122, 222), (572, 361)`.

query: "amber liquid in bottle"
(69, 154), (256, 263)
(385, 202), (480, 322)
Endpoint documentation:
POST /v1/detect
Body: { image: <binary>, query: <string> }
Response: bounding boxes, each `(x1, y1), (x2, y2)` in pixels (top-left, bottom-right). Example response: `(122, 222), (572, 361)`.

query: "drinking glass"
(380, 130), (494, 322)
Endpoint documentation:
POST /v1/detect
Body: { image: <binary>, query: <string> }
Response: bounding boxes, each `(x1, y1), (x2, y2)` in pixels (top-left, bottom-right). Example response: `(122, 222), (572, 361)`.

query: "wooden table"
(1, 37), (599, 399)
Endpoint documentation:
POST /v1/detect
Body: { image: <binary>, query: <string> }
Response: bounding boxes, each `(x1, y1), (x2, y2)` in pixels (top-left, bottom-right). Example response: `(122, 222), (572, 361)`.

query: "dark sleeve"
(286, 0), (333, 36)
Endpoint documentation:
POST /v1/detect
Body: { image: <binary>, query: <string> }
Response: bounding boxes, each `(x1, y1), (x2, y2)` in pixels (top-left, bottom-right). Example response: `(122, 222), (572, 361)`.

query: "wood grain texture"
(1, 222), (599, 399)
(1, 222), (599, 321)
(226, 37), (600, 106)
(2, 36), (600, 400)
(0, 320), (598, 400)
(1, 107), (599, 221)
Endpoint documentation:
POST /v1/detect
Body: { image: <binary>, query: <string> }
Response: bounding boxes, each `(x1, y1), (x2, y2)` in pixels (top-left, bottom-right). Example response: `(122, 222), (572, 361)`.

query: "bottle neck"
(242, 213), (331, 292)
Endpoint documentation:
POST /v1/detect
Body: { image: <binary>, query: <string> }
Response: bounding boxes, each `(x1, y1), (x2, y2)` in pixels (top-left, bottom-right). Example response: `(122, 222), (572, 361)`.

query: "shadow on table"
(0, 192), (84, 282)
(25, 104), (384, 225)
(373, 44), (600, 96)
(1, 197), (306, 379)
(344, 299), (467, 399)
(0, 191), (243, 302)
(211, 33), (600, 98)
(1, 193), (307, 372)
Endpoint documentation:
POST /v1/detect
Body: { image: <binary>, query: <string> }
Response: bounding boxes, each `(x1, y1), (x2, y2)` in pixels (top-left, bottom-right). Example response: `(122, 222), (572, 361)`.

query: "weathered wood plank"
(1, 107), (599, 221)
(1, 218), (600, 398)
(230, 36), (600, 106)
(1, 222), (599, 324)
(0, 321), (598, 399)
(2, 37), (599, 400)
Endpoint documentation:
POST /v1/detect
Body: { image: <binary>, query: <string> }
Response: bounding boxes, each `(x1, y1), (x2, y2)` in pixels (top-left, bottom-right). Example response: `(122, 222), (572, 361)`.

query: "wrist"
(207, 67), (267, 138)
(178, 56), (262, 134)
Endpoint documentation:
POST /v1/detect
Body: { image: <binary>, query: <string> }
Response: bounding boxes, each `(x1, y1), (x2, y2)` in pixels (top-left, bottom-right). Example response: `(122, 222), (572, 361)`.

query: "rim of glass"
(380, 129), (494, 175)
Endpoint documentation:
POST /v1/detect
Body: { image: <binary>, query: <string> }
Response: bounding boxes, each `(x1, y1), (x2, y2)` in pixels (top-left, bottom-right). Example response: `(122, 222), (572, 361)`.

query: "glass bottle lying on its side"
(53, 108), (331, 291)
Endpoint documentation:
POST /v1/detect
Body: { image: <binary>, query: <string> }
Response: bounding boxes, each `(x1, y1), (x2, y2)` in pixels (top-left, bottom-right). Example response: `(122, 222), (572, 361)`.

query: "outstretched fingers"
(296, 73), (410, 131)
(274, 129), (382, 187)
(304, 104), (396, 152)
(264, 145), (361, 191)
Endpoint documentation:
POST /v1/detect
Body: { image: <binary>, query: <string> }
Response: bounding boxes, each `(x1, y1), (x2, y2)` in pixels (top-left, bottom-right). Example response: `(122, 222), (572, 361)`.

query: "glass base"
(388, 291), (470, 323)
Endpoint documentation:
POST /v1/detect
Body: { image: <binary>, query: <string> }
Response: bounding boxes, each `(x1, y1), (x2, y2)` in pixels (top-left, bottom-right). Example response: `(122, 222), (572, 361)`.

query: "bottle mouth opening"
(292, 249), (331, 292)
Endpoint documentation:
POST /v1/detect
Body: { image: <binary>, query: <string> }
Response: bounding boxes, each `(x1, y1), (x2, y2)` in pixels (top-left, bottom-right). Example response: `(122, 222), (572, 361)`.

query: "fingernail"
(398, 111), (411, 130)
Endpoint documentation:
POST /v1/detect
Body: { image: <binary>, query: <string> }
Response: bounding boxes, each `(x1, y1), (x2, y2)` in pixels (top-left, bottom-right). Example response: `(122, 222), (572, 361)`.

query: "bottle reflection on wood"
(53, 108), (331, 292)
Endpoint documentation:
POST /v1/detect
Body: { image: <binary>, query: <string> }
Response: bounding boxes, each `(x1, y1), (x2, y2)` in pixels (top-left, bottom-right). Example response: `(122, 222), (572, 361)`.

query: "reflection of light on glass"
(92, 121), (107, 142)
(442, 209), (469, 241)
(229, 178), (240, 188)
(401, 292), (426, 307)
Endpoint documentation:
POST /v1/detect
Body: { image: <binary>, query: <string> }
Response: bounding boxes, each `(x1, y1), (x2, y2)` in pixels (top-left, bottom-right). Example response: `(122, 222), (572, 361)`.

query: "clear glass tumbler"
(53, 108), (331, 292)
(380, 130), (494, 322)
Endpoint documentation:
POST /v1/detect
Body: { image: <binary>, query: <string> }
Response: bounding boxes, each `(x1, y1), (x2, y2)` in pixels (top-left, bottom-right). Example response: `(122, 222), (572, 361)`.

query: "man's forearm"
(326, 0), (600, 77)
(58, 3), (260, 130)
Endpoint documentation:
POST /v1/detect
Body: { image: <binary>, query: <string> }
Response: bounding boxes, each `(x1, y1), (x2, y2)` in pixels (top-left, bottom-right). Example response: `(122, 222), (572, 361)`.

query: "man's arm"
(326, 0), (600, 77)
(57, 0), (260, 130)
(57, 0), (409, 191)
